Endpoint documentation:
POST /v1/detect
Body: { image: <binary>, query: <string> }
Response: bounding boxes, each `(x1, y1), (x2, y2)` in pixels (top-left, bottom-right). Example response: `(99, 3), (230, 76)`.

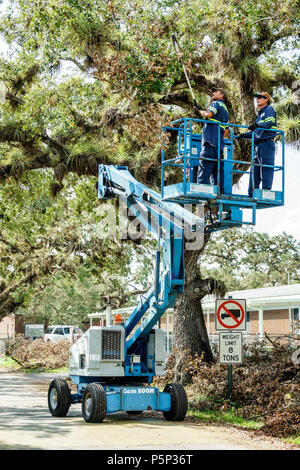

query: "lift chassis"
(48, 118), (284, 423)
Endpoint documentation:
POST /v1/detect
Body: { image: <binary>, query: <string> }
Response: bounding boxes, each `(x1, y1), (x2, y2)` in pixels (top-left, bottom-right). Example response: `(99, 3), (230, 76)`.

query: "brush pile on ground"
(157, 340), (300, 438)
(6, 335), (69, 370)
(5, 335), (299, 438)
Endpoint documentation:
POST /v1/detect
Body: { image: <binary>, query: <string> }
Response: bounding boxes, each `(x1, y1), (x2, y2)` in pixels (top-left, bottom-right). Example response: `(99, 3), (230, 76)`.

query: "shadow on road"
(0, 440), (42, 450)
(0, 373), (77, 439)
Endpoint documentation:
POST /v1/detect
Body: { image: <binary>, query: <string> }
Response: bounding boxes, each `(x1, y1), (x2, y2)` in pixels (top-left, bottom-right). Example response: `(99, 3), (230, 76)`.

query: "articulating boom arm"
(98, 164), (204, 360)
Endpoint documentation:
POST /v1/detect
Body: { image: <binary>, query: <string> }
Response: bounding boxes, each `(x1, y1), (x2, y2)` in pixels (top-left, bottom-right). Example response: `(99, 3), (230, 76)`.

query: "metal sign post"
(216, 298), (246, 402)
(219, 331), (243, 399)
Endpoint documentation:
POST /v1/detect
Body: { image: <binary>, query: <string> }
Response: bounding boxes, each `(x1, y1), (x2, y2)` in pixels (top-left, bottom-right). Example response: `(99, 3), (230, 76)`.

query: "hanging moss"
(66, 153), (98, 175)
(50, 181), (64, 198)
(54, 163), (68, 182)
(277, 114), (300, 146)
(9, 149), (30, 177)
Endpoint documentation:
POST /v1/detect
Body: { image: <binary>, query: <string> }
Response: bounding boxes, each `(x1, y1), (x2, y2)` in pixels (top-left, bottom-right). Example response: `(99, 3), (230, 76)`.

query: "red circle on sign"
(217, 300), (245, 329)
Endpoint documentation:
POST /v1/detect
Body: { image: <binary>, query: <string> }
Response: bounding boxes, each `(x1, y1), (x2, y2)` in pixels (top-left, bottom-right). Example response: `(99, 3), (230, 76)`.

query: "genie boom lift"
(48, 118), (284, 423)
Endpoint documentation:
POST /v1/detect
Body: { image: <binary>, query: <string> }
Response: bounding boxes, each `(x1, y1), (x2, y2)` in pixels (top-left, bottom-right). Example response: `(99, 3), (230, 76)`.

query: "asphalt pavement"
(0, 371), (293, 451)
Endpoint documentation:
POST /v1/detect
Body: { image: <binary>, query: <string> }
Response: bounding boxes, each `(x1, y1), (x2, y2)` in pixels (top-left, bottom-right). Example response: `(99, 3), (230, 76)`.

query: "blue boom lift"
(47, 118), (284, 423)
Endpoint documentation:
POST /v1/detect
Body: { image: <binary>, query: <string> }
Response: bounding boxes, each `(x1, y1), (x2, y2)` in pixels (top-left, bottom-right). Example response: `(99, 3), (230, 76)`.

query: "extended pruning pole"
(171, 33), (198, 107)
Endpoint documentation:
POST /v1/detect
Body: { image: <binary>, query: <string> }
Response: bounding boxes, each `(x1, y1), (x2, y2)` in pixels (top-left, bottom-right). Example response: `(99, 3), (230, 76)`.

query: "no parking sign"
(215, 299), (246, 331)
(215, 299), (246, 397)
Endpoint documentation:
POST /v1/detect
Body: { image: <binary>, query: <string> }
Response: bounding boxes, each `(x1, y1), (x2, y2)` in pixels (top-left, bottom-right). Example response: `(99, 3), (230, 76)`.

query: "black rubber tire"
(48, 379), (71, 417)
(82, 383), (106, 423)
(163, 383), (188, 421)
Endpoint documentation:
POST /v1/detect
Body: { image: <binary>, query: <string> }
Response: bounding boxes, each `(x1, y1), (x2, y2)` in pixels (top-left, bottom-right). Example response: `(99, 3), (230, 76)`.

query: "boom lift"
(47, 119), (284, 423)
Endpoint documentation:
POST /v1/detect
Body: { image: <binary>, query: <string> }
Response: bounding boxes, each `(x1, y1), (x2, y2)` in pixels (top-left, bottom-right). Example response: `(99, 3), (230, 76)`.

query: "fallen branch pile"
(5, 335), (300, 438)
(156, 340), (300, 438)
(6, 335), (70, 370)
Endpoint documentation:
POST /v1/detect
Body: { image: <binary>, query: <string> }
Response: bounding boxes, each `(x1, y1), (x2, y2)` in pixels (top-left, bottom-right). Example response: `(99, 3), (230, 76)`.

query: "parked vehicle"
(25, 324), (44, 340)
(44, 325), (83, 343)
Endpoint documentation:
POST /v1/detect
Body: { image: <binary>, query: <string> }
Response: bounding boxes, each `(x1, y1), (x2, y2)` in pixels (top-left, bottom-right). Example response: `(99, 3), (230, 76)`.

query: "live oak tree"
(0, 0), (299, 374)
(201, 227), (300, 290)
(0, 170), (155, 324)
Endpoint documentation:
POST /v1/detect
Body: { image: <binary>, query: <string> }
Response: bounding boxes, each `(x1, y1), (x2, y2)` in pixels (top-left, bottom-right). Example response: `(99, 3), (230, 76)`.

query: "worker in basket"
(236, 92), (278, 197)
(194, 89), (229, 193)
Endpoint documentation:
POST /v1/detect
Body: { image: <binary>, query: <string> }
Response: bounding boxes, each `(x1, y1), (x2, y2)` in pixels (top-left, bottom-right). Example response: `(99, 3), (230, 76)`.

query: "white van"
(44, 325), (83, 343)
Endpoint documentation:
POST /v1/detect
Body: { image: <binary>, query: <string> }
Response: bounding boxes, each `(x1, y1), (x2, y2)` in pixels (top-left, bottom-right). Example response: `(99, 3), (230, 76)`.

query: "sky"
(0, 0), (299, 241)
(236, 144), (300, 240)
(255, 145), (300, 240)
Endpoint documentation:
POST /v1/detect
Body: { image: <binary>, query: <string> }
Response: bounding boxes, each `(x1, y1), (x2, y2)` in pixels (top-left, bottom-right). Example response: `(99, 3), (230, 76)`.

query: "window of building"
(293, 308), (299, 321)
(246, 311), (251, 333)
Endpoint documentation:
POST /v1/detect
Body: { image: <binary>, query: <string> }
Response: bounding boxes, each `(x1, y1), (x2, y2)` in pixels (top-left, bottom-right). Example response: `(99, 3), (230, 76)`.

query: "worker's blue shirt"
(242, 105), (277, 142)
(202, 100), (229, 148)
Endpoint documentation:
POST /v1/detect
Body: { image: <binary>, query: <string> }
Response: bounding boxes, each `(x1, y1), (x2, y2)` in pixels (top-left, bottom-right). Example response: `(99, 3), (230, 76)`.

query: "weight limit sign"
(219, 332), (243, 364)
(215, 299), (247, 331)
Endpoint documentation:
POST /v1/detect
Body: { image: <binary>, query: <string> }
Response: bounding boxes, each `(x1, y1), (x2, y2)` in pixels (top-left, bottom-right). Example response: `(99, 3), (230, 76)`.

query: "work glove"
(193, 101), (201, 116)
(248, 122), (258, 131)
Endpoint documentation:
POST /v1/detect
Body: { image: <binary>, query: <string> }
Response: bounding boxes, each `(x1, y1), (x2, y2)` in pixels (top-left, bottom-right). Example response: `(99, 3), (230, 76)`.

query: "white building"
(88, 283), (300, 352)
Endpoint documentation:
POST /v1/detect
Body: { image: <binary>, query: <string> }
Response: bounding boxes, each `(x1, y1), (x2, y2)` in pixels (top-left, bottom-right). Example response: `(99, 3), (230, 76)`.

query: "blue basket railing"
(161, 117), (285, 203)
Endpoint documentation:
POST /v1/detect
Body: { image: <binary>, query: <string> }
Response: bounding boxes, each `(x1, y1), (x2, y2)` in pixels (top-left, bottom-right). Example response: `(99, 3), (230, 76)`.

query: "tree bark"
(172, 242), (226, 383)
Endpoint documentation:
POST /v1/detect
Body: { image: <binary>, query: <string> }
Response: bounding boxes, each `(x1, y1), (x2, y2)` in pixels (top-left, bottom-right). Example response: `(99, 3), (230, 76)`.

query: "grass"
(43, 367), (68, 373)
(0, 355), (68, 374)
(0, 356), (20, 370)
(283, 435), (300, 446)
(190, 408), (300, 447)
(22, 366), (69, 374)
(187, 407), (264, 430)
(187, 392), (265, 430)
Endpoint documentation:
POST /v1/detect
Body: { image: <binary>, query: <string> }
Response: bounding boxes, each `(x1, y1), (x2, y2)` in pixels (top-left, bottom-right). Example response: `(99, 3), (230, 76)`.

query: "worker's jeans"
(248, 140), (275, 197)
(197, 143), (224, 192)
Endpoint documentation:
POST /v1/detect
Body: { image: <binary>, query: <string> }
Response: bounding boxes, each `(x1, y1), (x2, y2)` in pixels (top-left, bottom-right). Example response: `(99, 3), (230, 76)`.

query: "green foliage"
(283, 435), (300, 446)
(0, 168), (155, 323)
(278, 114), (300, 145)
(0, 0), (298, 190)
(0, 0), (299, 326)
(201, 227), (300, 290)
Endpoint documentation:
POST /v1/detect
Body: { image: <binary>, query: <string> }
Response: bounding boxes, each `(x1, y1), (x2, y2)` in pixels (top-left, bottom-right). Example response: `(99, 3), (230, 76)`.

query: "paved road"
(0, 372), (292, 451)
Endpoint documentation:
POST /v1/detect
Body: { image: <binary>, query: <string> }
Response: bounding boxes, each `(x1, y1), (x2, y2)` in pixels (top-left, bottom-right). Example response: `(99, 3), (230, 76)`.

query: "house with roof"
(87, 283), (300, 352)
(202, 283), (300, 345)
(1, 284), (299, 353)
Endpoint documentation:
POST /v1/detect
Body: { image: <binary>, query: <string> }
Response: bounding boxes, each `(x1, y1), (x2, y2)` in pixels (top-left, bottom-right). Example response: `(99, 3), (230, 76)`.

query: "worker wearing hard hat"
(195, 89), (229, 193)
(237, 92), (278, 197)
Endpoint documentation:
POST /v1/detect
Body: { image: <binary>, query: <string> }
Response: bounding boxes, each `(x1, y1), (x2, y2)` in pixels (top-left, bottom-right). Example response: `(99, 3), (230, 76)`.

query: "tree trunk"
(172, 241), (226, 384)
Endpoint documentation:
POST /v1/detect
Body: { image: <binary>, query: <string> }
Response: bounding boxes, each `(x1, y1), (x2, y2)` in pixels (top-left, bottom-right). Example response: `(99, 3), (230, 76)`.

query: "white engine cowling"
(69, 326), (125, 377)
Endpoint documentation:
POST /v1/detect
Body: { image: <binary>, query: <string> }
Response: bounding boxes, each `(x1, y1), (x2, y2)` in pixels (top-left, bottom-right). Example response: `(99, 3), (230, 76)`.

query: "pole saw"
(171, 33), (199, 110)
